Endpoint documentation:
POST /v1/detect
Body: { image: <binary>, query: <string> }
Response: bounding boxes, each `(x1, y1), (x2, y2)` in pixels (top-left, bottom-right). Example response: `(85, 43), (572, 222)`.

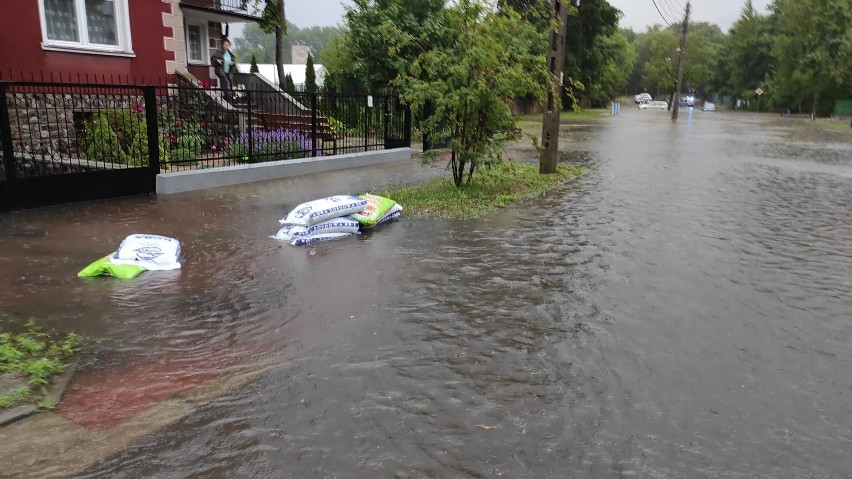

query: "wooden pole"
(540, 0), (570, 174)
(671, 2), (691, 121)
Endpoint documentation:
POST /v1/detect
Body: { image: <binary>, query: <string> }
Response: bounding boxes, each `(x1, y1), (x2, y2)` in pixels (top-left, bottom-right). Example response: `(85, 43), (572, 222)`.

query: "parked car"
(634, 93), (652, 103)
(649, 100), (668, 110)
(637, 100), (650, 109)
(702, 101), (717, 111)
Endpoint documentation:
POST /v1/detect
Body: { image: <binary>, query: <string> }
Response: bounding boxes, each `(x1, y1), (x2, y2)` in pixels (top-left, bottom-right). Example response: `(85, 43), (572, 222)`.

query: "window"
(39, 0), (133, 53)
(186, 23), (207, 64)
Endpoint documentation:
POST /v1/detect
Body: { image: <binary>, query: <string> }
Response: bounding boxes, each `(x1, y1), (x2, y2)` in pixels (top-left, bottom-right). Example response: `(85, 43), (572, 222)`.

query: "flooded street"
(2, 108), (851, 478)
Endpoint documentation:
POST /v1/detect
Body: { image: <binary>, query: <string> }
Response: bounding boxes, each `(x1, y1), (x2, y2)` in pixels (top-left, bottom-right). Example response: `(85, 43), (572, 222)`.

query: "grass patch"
(811, 119), (852, 133)
(378, 161), (584, 220)
(1, 319), (80, 409)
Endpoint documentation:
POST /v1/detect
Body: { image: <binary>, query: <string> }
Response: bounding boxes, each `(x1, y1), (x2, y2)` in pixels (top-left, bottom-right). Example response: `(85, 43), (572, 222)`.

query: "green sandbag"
(352, 194), (396, 227)
(77, 253), (147, 279)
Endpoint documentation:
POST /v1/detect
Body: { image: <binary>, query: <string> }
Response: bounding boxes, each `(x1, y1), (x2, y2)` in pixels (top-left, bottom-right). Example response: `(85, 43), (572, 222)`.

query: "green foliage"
(322, 0), (448, 93)
(0, 319), (81, 409)
(394, 1), (550, 187)
(224, 143), (249, 162)
(234, 18), (343, 64)
(770, 0), (852, 114)
(81, 108), (158, 166)
(171, 147), (197, 162)
(305, 53), (318, 94)
(258, 139), (304, 159)
(327, 116), (345, 135)
(378, 161), (584, 220)
(284, 73), (296, 93)
(561, 0), (622, 107)
(250, 54), (260, 73)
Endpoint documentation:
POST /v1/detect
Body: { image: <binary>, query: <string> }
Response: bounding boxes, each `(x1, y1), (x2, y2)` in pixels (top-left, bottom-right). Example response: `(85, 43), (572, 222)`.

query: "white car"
(702, 102), (717, 111)
(649, 100), (668, 110)
(634, 93), (652, 103)
(638, 100), (650, 109)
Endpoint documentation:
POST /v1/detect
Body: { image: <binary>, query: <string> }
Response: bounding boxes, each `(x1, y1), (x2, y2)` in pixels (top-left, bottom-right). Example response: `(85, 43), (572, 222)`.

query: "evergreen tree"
(305, 53), (318, 93)
(250, 54), (260, 73)
(284, 73), (296, 92)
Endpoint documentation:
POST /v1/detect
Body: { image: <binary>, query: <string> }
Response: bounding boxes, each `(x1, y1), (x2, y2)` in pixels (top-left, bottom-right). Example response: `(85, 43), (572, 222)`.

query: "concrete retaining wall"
(156, 148), (411, 194)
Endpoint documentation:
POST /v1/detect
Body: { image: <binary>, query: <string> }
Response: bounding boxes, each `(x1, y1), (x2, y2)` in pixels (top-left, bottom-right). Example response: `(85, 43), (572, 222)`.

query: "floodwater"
(2, 107), (851, 478)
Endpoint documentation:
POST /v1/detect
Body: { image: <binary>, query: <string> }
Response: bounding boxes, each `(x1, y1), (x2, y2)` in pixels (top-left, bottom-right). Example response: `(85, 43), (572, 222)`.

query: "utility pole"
(671, 1), (690, 121)
(540, 0), (570, 174)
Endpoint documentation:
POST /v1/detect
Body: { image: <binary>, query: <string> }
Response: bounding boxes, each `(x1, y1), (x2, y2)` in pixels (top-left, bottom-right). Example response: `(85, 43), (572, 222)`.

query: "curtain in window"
(85, 0), (118, 45)
(187, 24), (202, 61)
(44, 0), (79, 42)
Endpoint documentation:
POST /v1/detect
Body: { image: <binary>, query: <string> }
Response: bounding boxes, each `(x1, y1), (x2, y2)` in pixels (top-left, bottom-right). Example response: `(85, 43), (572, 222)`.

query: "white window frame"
(185, 22), (209, 65)
(38, 0), (134, 56)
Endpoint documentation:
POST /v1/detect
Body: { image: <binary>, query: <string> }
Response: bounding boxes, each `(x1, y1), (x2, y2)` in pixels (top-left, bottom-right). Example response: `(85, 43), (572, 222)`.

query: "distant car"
(702, 102), (717, 111)
(649, 100), (668, 110)
(637, 100), (650, 109)
(634, 93), (652, 103)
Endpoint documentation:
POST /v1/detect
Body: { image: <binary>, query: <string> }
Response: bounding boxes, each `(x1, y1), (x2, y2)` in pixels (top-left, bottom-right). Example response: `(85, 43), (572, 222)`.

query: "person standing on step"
(211, 38), (237, 102)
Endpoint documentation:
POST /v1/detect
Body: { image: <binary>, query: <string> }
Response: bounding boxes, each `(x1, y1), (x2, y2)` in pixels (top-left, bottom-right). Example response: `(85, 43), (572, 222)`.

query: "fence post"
(311, 92), (318, 157)
(404, 100), (412, 147)
(422, 99), (432, 152)
(0, 82), (17, 208)
(383, 96), (390, 148)
(142, 86), (160, 190)
(364, 95), (370, 152)
(247, 91), (254, 163)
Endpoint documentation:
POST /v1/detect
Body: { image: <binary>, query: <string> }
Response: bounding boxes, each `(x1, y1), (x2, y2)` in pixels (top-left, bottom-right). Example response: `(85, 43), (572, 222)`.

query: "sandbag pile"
(78, 234), (182, 279)
(273, 194), (403, 246)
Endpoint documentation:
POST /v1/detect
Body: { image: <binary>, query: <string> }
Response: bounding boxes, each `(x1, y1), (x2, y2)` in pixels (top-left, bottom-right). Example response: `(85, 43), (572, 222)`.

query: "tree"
(770, 0), (852, 115)
(284, 73), (296, 92)
(234, 22), (342, 64)
(393, 1), (549, 186)
(305, 53), (317, 93)
(707, 1), (774, 108)
(322, 0), (449, 93)
(562, 0), (622, 107)
(250, 54), (260, 73)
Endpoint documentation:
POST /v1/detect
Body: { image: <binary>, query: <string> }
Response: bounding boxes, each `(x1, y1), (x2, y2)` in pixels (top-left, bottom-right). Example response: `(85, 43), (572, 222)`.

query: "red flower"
(134, 102), (144, 113)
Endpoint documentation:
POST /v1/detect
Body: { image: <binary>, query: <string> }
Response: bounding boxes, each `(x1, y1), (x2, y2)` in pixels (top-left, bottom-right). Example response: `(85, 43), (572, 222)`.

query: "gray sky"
(608, 0), (773, 32)
(287, 0), (351, 27)
(238, 0), (773, 34)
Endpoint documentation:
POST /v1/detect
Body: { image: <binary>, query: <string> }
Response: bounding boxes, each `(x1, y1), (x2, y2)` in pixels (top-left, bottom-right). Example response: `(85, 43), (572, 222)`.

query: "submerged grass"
(379, 161), (584, 220)
(0, 319), (80, 410)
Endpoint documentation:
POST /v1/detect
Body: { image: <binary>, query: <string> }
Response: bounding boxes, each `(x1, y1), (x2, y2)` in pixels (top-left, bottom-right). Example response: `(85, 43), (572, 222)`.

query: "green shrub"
(177, 134), (203, 156)
(327, 116), (345, 136)
(224, 143), (249, 162)
(259, 140), (305, 160)
(82, 115), (128, 164)
(81, 109), (153, 166)
(170, 147), (197, 162)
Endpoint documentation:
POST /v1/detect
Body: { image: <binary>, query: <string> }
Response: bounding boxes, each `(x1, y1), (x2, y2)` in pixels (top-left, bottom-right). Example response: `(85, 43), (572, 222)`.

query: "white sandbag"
(290, 232), (357, 246)
(111, 234), (181, 271)
(273, 216), (360, 241)
(373, 203), (403, 227)
(280, 195), (368, 227)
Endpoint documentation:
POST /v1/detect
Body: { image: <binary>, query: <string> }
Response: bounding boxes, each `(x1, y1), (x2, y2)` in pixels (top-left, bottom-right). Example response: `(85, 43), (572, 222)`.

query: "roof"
(235, 63), (326, 87)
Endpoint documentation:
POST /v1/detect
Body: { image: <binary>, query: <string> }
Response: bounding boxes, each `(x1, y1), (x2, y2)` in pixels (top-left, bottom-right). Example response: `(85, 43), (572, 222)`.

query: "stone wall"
(5, 91), (143, 161)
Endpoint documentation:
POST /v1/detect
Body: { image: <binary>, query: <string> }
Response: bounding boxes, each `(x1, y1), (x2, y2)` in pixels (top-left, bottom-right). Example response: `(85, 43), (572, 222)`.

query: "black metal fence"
(0, 78), (411, 210)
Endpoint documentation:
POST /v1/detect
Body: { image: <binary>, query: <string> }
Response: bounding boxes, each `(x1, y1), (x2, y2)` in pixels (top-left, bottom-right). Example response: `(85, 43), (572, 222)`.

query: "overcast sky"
(248, 0), (773, 33)
(609, 0), (773, 32)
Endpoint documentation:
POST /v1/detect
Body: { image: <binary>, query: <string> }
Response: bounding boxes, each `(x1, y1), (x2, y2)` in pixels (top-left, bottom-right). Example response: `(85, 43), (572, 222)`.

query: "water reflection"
(3, 111), (851, 478)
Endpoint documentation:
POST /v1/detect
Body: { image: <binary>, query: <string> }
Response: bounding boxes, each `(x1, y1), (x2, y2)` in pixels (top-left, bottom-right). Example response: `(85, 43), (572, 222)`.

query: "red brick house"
(0, 0), (260, 85)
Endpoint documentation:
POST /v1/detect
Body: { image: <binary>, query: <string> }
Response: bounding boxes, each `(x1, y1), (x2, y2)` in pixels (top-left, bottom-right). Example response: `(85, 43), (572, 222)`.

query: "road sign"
(755, 88), (764, 96)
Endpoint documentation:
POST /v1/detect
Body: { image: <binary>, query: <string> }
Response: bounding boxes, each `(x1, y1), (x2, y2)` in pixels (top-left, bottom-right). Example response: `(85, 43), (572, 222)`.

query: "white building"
(237, 63), (326, 91)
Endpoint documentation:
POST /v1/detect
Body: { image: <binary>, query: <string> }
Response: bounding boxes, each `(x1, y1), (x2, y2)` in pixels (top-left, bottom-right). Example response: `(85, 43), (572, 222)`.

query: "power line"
(651, 0), (673, 26)
(658, 0), (681, 22)
(662, 0), (686, 15)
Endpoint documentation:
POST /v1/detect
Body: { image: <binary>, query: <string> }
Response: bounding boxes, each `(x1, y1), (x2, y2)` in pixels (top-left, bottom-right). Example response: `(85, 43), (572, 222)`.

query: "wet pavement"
(1, 108), (851, 478)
